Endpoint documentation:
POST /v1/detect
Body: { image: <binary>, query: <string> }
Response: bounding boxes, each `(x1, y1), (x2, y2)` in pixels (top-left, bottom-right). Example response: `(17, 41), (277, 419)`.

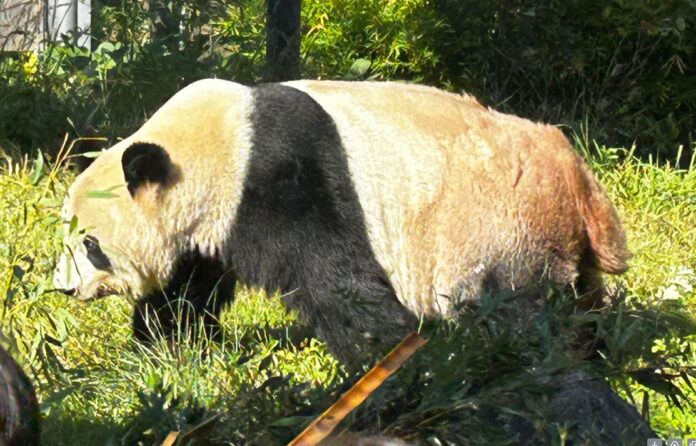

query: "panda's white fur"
(284, 80), (627, 315)
(55, 81), (255, 298)
(53, 79), (629, 366)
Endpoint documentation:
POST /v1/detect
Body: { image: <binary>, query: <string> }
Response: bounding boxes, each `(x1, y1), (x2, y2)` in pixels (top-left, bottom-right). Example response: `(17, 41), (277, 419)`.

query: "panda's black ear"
(121, 143), (174, 197)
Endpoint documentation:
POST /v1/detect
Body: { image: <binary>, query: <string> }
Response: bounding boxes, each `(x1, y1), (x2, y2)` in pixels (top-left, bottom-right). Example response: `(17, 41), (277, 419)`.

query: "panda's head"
(53, 142), (181, 300)
(52, 79), (253, 301)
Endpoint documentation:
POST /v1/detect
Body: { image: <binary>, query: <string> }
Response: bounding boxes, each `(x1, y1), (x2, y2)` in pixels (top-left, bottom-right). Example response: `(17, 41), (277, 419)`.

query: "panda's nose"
(55, 288), (75, 296)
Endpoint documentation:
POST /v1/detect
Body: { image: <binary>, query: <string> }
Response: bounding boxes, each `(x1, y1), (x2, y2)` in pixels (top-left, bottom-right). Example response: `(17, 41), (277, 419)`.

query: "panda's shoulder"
(182, 78), (248, 95)
(162, 79), (252, 108)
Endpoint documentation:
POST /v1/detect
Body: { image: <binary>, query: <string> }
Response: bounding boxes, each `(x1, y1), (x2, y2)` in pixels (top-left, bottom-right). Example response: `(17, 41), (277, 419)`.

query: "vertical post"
(265, 0), (301, 82)
(45, 0), (89, 49)
(76, 0), (90, 50)
(46, 0), (76, 44)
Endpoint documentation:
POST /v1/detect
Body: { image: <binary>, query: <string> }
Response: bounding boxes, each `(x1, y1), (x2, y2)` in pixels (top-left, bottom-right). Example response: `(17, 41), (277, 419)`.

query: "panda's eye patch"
(83, 236), (98, 252)
(83, 236), (111, 270)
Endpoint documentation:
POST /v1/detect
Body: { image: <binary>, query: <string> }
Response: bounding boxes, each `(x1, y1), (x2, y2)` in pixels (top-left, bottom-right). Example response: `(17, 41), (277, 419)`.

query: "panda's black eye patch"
(84, 236), (98, 252)
(83, 236), (111, 270)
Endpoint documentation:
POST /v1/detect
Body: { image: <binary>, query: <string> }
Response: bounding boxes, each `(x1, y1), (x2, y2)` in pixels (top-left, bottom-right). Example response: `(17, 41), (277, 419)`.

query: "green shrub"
(301, 0), (696, 159)
(87, 0), (266, 139)
(0, 54), (81, 156)
(0, 0), (267, 155)
(1, 0), (694, 159)
(300, 0), (444, 81)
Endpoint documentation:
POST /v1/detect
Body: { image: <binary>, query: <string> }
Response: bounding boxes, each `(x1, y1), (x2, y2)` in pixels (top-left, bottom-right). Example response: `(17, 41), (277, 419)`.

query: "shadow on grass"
(39, 283), (696, 445)
(41, 413), (125, 446)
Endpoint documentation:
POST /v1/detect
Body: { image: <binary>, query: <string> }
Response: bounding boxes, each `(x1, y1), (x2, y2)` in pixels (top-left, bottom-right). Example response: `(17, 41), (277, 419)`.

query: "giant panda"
(52, 79), (629, 367)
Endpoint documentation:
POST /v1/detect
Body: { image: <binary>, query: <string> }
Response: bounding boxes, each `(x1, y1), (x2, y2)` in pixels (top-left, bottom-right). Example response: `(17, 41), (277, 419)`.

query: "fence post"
(45, 0), (90, 50)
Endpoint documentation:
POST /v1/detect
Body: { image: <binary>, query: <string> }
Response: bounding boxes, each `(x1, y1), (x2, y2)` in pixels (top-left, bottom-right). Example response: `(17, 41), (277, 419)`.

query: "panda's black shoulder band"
(122, 142), (174, 196)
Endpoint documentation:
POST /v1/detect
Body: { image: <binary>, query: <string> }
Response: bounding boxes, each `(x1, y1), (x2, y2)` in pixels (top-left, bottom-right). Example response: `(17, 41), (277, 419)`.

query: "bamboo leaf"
(85, 184), (123, 199)
(80, 151), (105, 159)
(86, 190), (119, 199)
(30, 151), (44, 185)
(350, 58), (371, 76)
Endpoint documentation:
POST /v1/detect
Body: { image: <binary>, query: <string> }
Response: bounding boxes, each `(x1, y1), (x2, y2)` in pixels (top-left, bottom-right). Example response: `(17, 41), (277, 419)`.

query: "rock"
(325, 370), (654, 445)
(0, 344), (40, 446)
(543, 370), (656, 444)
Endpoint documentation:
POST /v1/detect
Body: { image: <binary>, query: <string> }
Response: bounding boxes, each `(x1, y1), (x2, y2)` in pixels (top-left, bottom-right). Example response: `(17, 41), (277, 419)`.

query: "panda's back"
(125, 78), (604, 317)
(283, 80), (585, 315)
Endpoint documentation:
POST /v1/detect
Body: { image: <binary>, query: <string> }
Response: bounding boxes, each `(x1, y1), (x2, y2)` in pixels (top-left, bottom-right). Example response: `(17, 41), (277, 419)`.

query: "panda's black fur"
(134, 84), (415, 365)
(132, 251), (235, 343)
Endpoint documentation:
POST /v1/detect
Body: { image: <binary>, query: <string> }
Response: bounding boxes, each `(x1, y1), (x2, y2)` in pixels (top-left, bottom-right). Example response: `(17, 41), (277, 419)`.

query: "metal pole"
(46, 0), (76, 44)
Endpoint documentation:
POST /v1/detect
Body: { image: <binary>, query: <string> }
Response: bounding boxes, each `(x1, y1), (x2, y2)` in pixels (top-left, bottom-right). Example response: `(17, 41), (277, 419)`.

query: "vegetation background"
(0, 0), (695, 444)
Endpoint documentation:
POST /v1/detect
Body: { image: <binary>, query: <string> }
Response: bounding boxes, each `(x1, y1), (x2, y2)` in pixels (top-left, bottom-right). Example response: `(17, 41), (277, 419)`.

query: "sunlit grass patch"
(0, 143), (694, 443)
(585, 143), (696, 437)
(0, 155), (340, 444)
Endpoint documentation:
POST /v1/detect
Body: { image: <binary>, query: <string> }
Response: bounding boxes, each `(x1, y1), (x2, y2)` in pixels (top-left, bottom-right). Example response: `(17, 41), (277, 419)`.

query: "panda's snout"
(52, 260), (72, 294)
(53, 252), (87, 296)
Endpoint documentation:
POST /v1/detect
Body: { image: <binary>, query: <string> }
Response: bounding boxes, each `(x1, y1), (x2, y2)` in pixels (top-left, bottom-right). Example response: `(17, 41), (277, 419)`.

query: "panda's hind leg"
(131, 252), (235, 344)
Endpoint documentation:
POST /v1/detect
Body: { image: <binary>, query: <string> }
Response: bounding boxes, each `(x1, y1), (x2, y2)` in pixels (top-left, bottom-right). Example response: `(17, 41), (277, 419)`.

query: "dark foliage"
(1, 0), (693, 161)
(425, 0), (696, 162)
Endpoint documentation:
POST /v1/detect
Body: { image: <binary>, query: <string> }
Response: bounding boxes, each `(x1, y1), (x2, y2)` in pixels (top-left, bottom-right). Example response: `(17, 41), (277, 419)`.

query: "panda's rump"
(283, 82), (595, 315)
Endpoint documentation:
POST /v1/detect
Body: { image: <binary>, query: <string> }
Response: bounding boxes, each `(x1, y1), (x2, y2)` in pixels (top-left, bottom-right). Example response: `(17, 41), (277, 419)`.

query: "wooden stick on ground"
(288, 332), (428, 446)
(161, 431), (179, 446)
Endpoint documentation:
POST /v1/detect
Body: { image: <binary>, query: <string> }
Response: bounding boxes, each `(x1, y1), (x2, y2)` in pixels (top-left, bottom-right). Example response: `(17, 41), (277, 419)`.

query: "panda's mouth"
(94, 285), (114, 299)
(77, 284), (116, 302)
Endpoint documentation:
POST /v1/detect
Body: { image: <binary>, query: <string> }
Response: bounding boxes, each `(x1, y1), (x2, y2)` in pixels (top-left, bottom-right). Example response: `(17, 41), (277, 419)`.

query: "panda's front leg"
(132, 290), (177, 343)
(280, 274), (418, 374)
(131, 252), (235, 344)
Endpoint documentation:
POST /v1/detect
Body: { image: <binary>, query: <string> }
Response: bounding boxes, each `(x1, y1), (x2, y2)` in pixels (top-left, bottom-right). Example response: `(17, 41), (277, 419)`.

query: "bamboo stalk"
(161, 431), (179, 446)
(288, 332), (428, 446)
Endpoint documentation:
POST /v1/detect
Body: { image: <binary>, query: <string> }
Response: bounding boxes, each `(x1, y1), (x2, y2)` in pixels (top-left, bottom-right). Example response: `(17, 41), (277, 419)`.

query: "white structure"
(46, 0), (91, 50)
(0, 0), (42, 51)
(0, 0), (90, 52)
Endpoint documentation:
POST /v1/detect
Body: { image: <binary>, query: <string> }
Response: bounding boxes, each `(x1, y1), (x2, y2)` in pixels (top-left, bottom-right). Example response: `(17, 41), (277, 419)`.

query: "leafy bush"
(0, 0), (267, 155)
(301, 0), (696, 159)
(1, 144), (695, 443)
(0, 53), (81, 156)
(300, 0), (444, 81)
(87, 0), (266, 139)
(1, 0), (694, 159)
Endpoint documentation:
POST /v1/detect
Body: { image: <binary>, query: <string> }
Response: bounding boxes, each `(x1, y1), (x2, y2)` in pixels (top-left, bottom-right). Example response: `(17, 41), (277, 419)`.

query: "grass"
(0, 142), (694, 444)
(589, 144), (696, 436)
